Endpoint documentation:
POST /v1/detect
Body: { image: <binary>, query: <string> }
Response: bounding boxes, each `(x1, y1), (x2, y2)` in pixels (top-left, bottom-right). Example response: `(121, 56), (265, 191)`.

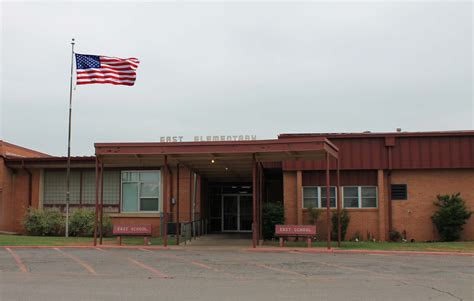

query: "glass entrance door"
(222, 194), (252, 232)
(222, 195), (238, 231)
(239, 195), (252, 231)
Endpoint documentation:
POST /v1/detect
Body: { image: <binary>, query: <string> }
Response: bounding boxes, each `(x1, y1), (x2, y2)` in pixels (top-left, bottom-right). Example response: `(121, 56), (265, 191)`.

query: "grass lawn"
(0, 235), (175, 246)
(262, 240), (474, 252)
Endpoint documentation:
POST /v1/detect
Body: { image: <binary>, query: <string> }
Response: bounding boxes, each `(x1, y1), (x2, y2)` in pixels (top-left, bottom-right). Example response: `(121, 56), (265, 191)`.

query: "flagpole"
(65, 38), (75, 238)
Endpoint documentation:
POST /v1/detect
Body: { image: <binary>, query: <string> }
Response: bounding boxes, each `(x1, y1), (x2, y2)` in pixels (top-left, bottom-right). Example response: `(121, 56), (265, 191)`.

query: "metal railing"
(161, 211), (208, 244)
(178, 218), (209, 244)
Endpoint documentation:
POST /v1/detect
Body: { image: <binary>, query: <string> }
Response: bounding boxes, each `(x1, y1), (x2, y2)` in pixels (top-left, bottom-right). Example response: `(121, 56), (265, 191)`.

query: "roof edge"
(278, 130), (474, 139)
(0, 140), (51, 157)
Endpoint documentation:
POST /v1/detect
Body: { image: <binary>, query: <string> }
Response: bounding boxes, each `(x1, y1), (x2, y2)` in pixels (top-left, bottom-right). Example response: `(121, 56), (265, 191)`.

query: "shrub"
(331, 209), (350, 241)
(306, 207), (321, 225)
(350, 230), (362, 242)
(431, 193), (472, 241)
(101, 214), (113, 237)
(23, 208), (65, 236)
(262, 202), (284, 240)
(389, 230), (402, 242)
(23, 208), (45, 236)
(69, 209), (95, 236)
(69, 208), (113, 237)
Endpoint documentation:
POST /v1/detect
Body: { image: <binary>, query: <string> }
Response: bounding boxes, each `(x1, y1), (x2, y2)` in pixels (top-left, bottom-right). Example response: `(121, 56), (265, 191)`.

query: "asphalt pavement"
(0, 247), (472, 300)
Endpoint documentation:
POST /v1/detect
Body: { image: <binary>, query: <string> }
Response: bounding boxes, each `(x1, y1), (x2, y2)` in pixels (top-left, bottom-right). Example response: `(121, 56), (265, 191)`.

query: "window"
(391, 184), (407, 200)
(121, 171), (161, 212)
(303, 187), (337, 208)
(343, 186), (378, 208)
(43, 170), (120, 206)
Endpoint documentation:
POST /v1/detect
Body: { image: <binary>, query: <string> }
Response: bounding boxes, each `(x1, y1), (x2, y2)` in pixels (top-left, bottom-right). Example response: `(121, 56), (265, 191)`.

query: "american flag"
(75, 53), (140, 86)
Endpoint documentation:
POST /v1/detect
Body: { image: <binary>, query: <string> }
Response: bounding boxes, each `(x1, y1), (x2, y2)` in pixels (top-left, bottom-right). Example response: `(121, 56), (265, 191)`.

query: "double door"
(222, 194), (252, 232)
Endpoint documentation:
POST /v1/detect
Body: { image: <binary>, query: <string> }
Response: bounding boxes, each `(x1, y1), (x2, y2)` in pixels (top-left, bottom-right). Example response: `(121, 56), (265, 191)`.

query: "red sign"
(113, 224), (152, 235)
(275, 225), (317, 236)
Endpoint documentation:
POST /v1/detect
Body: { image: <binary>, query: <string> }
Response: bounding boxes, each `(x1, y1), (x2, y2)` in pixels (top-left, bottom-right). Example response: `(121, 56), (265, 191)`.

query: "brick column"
(377, 169), (387, 241)
(296, 170), (303, 224)
(283, 171), (297, 224)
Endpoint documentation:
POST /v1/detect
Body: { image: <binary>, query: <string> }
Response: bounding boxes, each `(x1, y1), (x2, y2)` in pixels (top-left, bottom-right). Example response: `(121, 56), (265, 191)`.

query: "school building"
(1, 130), (473, 246)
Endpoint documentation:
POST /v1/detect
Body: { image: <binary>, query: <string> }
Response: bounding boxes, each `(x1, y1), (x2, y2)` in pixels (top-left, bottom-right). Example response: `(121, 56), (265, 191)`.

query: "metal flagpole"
(65, 38), (75, 238)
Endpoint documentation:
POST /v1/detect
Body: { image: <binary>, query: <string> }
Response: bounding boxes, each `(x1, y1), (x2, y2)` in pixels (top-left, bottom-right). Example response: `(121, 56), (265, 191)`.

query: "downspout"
(21, 160), (33, 207)
(385, 137), (395, 234)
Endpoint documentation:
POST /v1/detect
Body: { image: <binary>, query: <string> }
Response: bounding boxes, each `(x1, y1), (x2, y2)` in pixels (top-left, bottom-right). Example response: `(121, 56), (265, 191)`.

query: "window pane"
(122, 183), (138, 212)
(140, 183), (159, 198)
(321, 187), (336, 208)
(362, 197), (377, 208)
(343, 187), (358, 197)
(140, 198), (159, 211)
(344, 197), (359, 208)
(303, 198), (318, 208)
(362, 187), (377, 197)
(303, 187), (317, 198)
(321, 187), (336, 198)
(122, 172), (138, 182)
(140, 172), (160, 183)
(321, 198), (336, 208)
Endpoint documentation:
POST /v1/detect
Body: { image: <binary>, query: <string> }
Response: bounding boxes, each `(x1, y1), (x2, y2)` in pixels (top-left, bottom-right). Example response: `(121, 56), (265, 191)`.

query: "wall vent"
(391, 184), (407, 200)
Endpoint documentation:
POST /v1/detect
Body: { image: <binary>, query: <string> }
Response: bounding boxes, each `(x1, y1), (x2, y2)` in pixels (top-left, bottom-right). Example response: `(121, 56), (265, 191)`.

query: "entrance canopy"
(95, 137), (338, 182)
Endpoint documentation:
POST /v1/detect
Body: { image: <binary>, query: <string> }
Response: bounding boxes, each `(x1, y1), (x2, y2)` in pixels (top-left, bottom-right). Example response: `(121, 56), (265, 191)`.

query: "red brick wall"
(0, 141), (47, 233)
(284, 169), (474, 242)
(391, 169), (474, 241)
(302, 209), (379, 241)
(283, 171), (297, 224)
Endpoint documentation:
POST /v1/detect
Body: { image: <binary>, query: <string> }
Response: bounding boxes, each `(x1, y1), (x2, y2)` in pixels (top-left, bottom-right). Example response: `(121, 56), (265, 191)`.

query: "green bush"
(69, 208), (113, 237)
(389, 230), (402, 242)
(23, 207), (112, 237)
(262, 202), (284, 240)
(69, 209), (95, 236)
(331, 209), (350, 241)
(431, 193), (472, 241)
(306, 207), (321, 225)
(23, 208), (65, 236)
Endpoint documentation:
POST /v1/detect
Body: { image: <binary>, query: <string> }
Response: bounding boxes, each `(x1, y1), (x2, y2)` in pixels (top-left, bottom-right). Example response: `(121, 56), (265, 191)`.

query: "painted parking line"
(156, 251), (241, 279)
(5, 248), (28, 273)
(290, 251), (394, 277)
(99, 248), (172, 279)
(289, 251), (444, 283)
(54, 248), (97, 275)
(252, 262), (307, 277)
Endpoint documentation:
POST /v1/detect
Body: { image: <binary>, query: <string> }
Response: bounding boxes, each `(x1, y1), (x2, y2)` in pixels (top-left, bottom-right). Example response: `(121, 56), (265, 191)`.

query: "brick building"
(0, 140), (49, 233)
(2, 131), (473, 245)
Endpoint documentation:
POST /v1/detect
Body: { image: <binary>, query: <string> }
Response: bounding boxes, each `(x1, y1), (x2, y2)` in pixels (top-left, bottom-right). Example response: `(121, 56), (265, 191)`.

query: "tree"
(331, 209), (350, 241)
(431, 193), (472, 241)
(262, 202), (284, 240)
(306, 207), (321, 225)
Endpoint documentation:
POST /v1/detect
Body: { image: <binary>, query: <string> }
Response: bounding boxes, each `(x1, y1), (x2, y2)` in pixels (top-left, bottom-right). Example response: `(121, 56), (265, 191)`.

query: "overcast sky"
(1, 1), (472, 156)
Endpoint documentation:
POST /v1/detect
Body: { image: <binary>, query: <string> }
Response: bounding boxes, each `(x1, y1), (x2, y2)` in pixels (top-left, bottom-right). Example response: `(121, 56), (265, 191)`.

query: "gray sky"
(1, 1), (472, 156)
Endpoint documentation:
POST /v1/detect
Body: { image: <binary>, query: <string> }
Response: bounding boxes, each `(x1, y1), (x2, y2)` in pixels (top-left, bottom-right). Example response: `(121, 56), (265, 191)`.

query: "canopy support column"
(337, 158), (341, 247)
(163, 155), (169, 247)
(252, 154), (257, 248)
(176, 164), (180, 245)
(326, 152), (331, 249)
(93, 157), (99, 246)
(99, 161), (104, 245)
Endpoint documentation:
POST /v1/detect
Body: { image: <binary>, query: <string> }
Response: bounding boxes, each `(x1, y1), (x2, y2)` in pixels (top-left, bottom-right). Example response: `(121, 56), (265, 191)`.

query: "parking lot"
(0, 247), (472, 300)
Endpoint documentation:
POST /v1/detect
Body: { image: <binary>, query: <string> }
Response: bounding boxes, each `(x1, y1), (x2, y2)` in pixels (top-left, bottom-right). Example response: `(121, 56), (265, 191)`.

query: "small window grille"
(391, 184), (407, 200)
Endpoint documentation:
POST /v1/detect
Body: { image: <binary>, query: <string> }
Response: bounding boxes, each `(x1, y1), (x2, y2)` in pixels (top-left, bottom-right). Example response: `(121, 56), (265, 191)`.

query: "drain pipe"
(385, 137), (395, 235)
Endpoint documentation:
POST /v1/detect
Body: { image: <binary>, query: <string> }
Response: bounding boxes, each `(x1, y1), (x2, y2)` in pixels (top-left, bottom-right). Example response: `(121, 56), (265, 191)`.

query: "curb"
(243, 247), (474, 257)
(1, 245), (173, 250)
(2, 245), (473, 256)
